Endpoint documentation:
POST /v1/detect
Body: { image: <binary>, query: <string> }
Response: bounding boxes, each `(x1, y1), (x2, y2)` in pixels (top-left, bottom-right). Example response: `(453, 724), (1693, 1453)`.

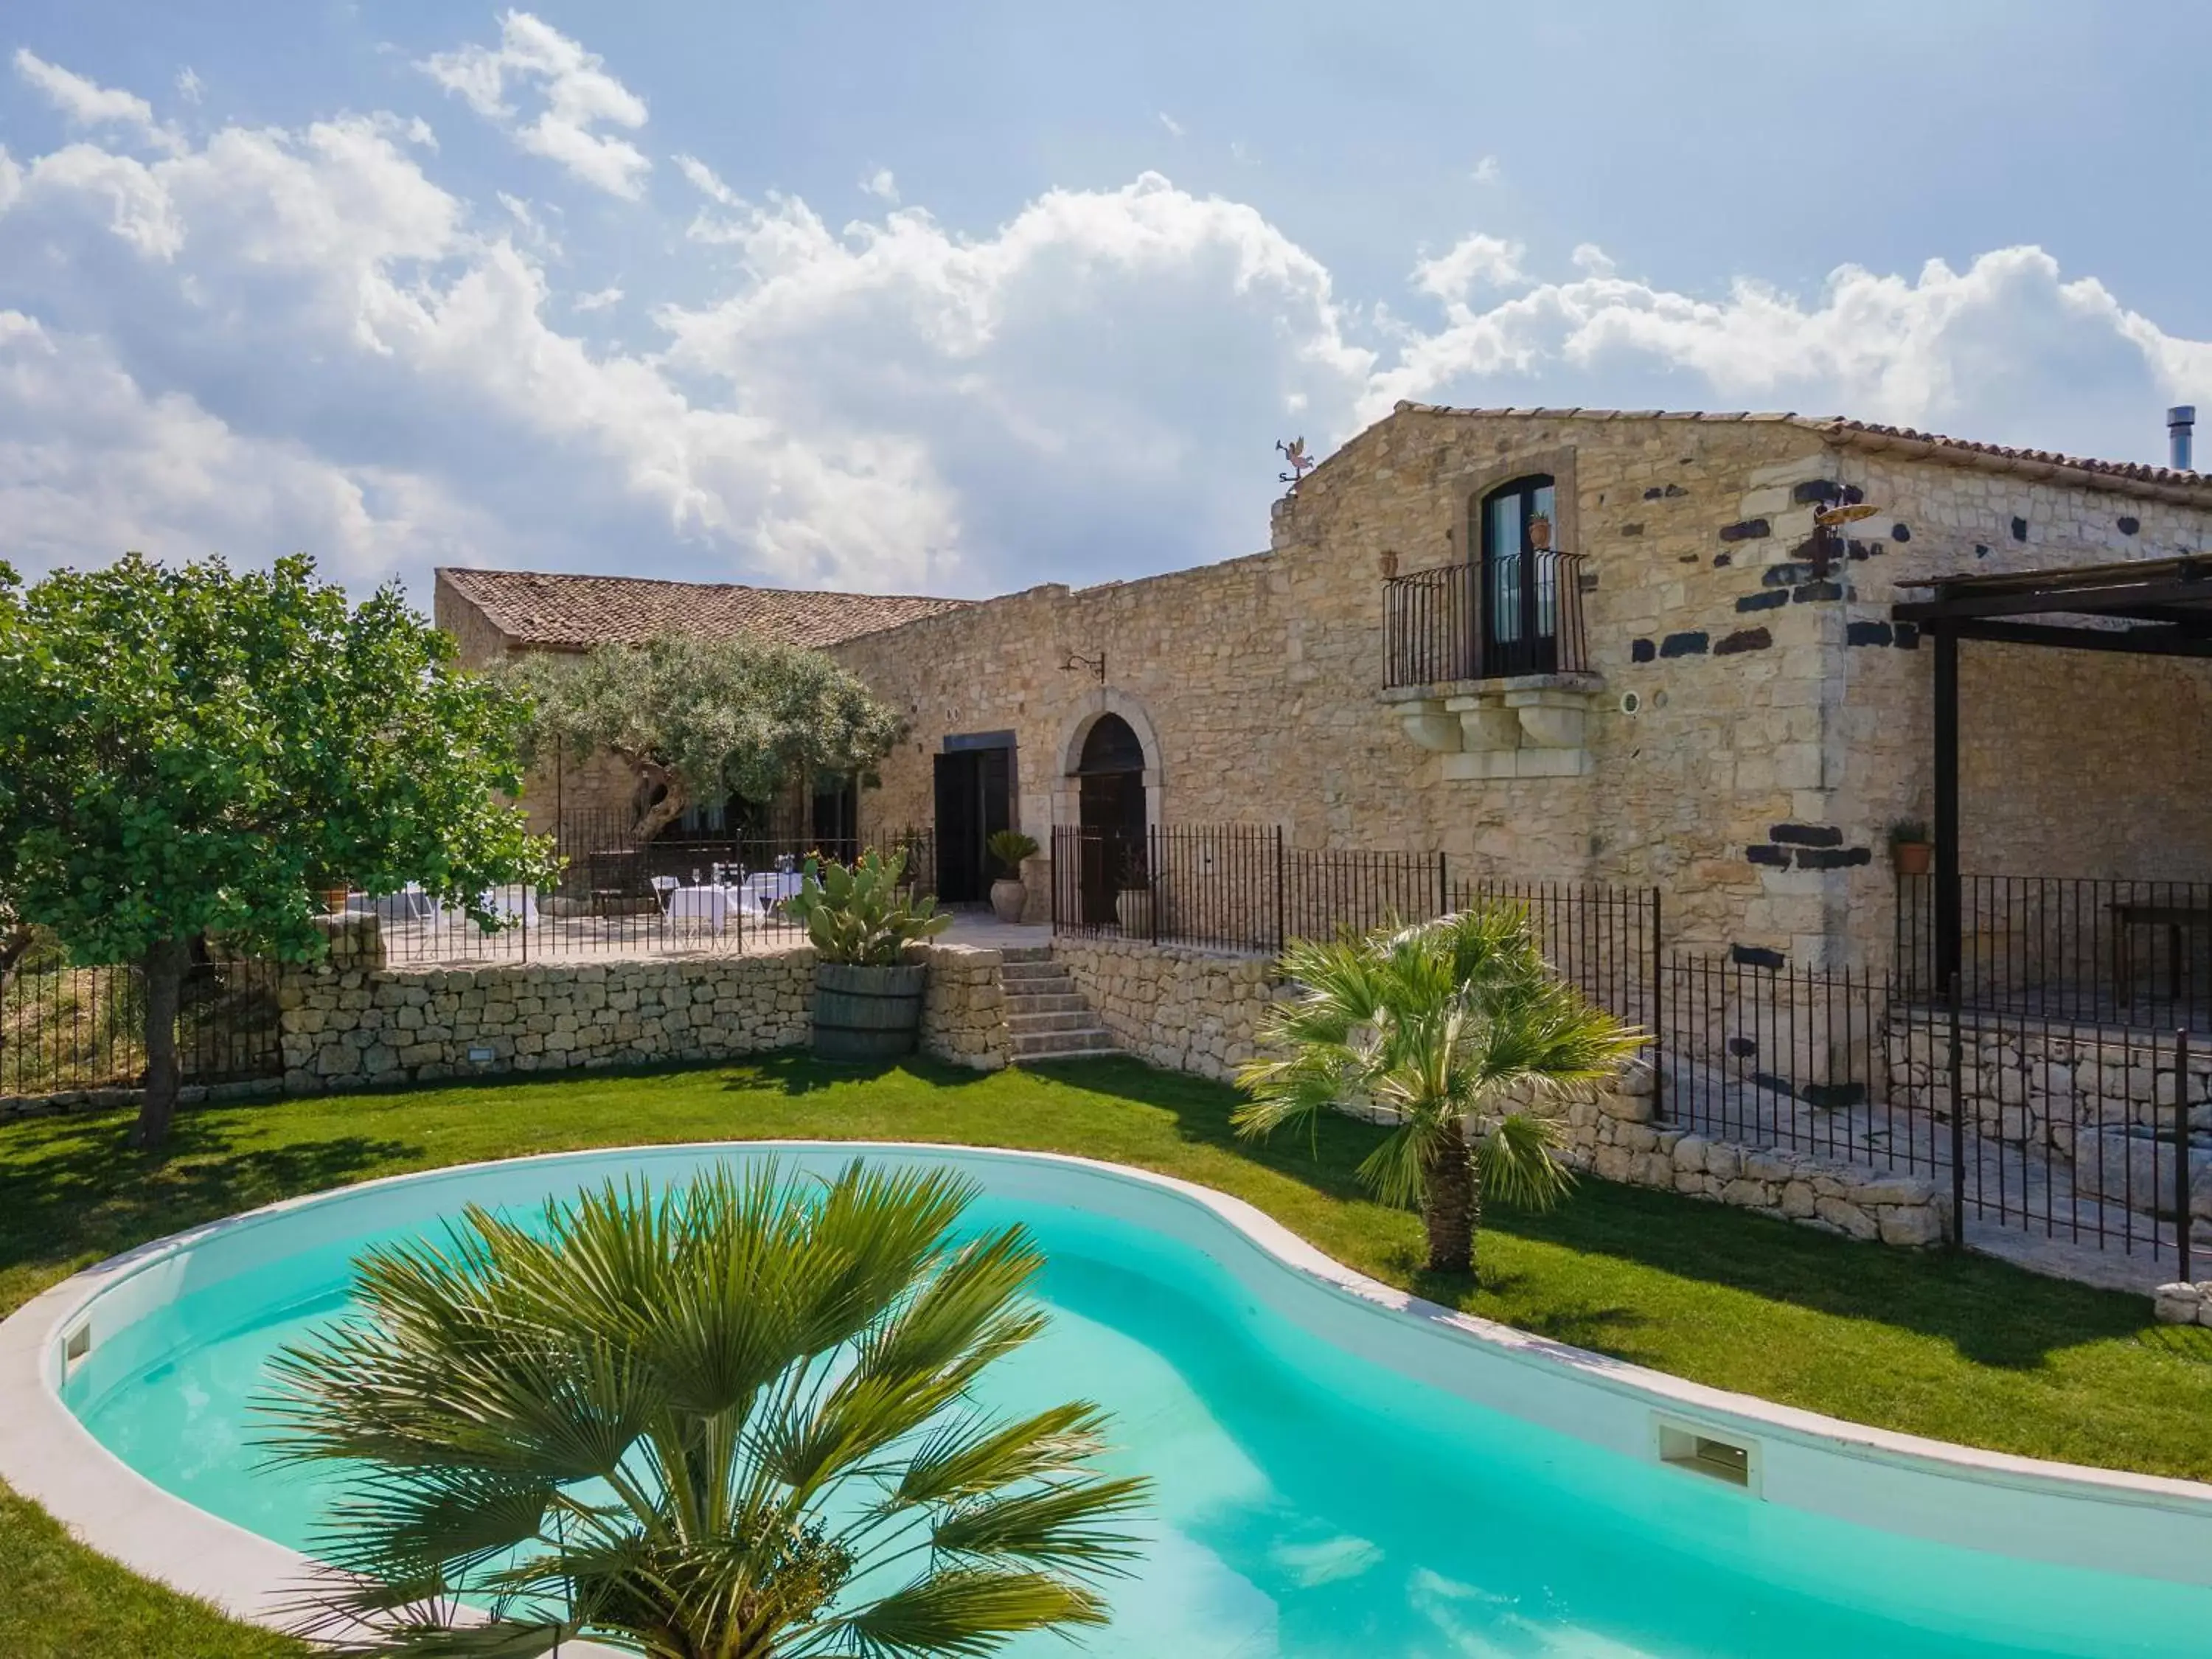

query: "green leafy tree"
(1235, 905), (1645, 1278)
(0, 554), (553, 1147)
(503, 633), (905, 841)
(260, 1160), (1149, 1658)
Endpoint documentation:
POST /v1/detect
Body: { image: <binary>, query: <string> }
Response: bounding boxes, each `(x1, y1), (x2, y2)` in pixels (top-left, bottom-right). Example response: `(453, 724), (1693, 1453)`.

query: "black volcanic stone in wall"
(1715, 627), (1773, 655)
(1791, 580), (1845, 602)
(1736, 589), (1788, 613)
(1659, 630), (1710, 658)
(1891, 522), (1911, 542)
(1666, 483), (1687, 496)
(2011, 516), (2029, 541)
(1770, 823), (1843, 846)
(1731, 944), (1786, 970)
(1763, 563), (1812, 587)
(1631, 637), (1656, 663)
(1846, 538), (1884, 561)
(1643, 487), (1664, 500)
(1746, 844), (1790, 867)
(1795, 846), (1874, 871)
(1802, 1081), (1869, 1110)
(2118, 516), (2140, 535)
(1719, 518), (1771, 543)
(1713, 552), (1733, 567)
(1894, 621), (1921, 649)
(1846, 620), (1894, 647)
(1792, 479), (1844, 504)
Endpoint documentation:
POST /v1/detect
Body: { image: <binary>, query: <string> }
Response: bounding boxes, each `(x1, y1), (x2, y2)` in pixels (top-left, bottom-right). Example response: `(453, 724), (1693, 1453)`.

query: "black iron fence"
(1381, 551), (1590, 689)
(369, 816), (936, 965)
(1049, 825), (2207, 1265)
(1, 947), (281, 1102)
(1897, 872), (2212, 1027)
(1048, 825), (1657, 1019)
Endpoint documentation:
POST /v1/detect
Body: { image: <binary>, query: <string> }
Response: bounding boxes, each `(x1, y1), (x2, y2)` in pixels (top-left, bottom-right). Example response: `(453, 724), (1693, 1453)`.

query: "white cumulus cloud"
(13, 48), (179, 152)
(419, 11), (650, 198)
(2, 50), (2210, 617)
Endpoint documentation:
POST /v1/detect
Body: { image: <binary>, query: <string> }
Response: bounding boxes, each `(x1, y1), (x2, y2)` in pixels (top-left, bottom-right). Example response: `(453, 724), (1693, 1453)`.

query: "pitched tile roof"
(437, 568), (971, 652)
(1385, 405), (2212, 504)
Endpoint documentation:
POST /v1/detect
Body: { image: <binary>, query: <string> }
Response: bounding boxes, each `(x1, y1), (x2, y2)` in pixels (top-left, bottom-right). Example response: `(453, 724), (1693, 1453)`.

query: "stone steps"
(995, 949), (1118, 1062)
(1006, 992), (1088, 1015)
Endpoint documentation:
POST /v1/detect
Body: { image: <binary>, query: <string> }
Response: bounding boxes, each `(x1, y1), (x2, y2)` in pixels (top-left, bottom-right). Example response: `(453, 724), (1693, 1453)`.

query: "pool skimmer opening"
(1654, 1415), (1761, 1495)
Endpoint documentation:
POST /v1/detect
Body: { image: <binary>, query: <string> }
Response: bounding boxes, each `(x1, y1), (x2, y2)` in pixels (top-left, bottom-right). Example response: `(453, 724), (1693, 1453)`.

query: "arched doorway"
(1075, 714), (1147, 925)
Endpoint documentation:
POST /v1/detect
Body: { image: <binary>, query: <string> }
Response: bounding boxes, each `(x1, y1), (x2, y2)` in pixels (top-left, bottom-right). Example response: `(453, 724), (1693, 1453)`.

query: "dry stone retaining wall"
(1056, 936), (1950, 1246)
(277, 920), (1014, 1091)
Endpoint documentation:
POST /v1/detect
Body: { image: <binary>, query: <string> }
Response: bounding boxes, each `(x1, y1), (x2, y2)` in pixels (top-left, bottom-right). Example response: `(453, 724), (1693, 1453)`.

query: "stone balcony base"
(1381, 672), (1604, 779)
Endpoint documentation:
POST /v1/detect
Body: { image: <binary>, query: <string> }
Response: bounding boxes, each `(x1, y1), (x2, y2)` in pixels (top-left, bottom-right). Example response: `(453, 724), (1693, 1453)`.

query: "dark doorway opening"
(933, 737), (1014, 904)
(1074, 714), (1147, 925)
(1477, 473), (1561, 676)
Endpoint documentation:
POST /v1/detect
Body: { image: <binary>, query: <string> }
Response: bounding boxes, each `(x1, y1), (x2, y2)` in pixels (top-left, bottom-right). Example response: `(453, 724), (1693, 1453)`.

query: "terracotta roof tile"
(437, 568), (970, 652)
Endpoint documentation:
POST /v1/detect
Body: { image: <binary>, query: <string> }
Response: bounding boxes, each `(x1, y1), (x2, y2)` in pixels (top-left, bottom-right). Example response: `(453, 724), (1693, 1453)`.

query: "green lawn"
(2, 1054), (2209, 1658)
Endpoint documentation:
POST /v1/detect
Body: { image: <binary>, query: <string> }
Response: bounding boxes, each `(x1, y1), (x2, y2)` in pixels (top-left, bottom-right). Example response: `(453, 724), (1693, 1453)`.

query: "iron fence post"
(1649, 889), (1664, 1122)
(1273, 825), (1286, 958)
(1947, 970), (1967, 1249)
(1150, 825), (1161, 947)
(1436, 849), (1449, 920)
(2177, 1029), (2194, 1287)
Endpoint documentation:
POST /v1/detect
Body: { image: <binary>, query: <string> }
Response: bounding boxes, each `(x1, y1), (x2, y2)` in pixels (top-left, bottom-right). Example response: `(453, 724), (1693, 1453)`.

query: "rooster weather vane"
(1276, 437), (1315, 493)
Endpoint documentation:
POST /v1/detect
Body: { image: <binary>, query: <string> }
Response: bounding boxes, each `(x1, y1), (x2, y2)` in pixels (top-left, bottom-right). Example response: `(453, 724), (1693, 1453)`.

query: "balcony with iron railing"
(1378, 549), (1601, 779)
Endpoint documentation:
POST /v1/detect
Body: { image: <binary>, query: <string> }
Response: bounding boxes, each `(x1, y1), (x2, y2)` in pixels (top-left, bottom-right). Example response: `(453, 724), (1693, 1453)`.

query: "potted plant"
(1527, 510), (1553, 551)
(1890, 820), (1933, 877)
(986, 829), (1040, 924)
(786, 847), (950, 1060)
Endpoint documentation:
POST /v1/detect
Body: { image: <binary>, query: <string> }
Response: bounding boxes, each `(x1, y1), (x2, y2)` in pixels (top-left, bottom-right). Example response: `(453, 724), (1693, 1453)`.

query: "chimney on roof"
(2168, 405), (2196, 471)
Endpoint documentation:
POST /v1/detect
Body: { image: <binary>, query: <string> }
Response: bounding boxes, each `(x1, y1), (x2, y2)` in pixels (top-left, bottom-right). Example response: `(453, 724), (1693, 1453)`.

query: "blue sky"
(4, 1), (2210, 607)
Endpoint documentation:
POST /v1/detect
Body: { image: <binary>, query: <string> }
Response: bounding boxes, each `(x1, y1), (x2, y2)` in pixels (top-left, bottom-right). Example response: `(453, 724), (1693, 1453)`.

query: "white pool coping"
(4, 1138), (2211, 1649)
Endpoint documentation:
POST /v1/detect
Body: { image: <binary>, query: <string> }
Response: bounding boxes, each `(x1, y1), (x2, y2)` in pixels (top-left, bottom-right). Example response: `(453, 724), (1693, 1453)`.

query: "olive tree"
(501, 632), (905, 841)
(0, 554), (554, 1147)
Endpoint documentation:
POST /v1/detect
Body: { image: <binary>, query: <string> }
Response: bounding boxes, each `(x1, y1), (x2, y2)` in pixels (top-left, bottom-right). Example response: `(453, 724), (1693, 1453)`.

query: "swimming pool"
(11, 1142), (2212, 1656)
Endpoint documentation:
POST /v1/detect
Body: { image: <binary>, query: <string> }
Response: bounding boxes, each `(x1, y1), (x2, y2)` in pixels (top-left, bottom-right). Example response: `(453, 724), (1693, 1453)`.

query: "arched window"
(1476, 474), (1559, 675)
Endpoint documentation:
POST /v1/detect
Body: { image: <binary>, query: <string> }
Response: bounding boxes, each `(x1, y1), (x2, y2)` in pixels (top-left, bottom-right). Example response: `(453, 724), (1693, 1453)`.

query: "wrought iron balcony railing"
(1381, 551), (1590, 691)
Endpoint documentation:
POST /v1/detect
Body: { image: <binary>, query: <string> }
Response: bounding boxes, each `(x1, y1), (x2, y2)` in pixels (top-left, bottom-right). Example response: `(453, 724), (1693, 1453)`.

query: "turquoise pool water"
(61, 1145), (2210, 1657)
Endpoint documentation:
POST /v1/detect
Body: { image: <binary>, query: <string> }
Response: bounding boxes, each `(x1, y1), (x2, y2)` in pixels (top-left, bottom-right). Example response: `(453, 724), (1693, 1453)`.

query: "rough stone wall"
(833, 409), (2212, 973)
(1885, 1012), (2212, 1224)
(273, 924), (1017, 1091)
(918, 943), (1013, 1070)
(1828, 449), (2212, 913)
(279, 945), (815, 1091)
(2154, 1282), (2212, 1327)
(1054, 937), (1293, 1082)
(1054, 937), (1948, 1245)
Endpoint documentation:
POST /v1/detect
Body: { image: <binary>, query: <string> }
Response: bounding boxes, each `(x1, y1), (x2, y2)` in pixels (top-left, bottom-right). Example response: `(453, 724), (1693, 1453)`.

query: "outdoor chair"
(650, 874), (681, 911)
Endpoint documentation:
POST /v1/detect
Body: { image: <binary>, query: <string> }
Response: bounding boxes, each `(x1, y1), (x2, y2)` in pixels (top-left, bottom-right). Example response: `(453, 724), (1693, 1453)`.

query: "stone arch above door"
(1051, 689), (1164, 829)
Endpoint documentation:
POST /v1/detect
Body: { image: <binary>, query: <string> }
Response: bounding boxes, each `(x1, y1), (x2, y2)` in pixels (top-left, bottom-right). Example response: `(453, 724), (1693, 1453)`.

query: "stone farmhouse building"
(437, 404), (2212, 972)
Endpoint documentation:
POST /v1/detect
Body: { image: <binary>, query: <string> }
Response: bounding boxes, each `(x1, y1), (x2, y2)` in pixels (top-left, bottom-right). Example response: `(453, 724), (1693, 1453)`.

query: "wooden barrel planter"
(813, 962), (928, 1061)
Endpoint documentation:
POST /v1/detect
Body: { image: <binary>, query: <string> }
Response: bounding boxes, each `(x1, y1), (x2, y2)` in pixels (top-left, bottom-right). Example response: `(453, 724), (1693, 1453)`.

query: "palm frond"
(808, 1568), (1109, 1659)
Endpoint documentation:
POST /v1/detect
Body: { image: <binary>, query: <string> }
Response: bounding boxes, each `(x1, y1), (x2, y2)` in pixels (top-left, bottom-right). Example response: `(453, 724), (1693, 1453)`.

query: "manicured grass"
(2, 1054), (2209, 1655)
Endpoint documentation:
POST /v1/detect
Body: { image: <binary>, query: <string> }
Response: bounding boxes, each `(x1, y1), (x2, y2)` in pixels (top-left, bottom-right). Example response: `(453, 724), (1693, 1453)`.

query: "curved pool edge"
(4, 1138), (2211, 1639)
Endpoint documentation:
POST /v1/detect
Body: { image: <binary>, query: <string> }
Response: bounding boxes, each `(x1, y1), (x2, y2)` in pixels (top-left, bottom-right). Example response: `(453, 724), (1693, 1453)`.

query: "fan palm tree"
(257, 1160), (1149, 1658)
(1235, 905), (1645, 1279)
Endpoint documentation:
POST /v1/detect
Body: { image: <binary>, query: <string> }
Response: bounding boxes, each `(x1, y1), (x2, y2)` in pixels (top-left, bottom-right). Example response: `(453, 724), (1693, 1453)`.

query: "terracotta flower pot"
(1893, 842), (1933, 877)
(990, 878), (1027, 925)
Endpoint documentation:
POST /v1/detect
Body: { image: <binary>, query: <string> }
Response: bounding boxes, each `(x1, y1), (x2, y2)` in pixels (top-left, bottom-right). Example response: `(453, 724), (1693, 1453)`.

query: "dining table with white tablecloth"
(738, 871), (805, 917)
(665, 883), (742, 933)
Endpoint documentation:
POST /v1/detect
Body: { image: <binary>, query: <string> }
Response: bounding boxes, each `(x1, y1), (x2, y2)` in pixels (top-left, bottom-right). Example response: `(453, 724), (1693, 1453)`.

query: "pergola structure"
(1892, 554), (2212, 987)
